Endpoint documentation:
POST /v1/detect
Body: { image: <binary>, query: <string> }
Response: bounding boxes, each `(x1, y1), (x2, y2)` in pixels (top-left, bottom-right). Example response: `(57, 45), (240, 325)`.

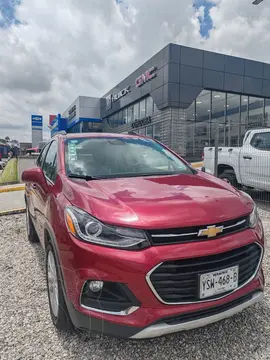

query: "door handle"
(243, 156), (252, 160)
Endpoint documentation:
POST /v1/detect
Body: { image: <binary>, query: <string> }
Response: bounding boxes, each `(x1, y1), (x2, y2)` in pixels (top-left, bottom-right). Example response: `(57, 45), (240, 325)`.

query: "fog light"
(89, 280), (103, 293)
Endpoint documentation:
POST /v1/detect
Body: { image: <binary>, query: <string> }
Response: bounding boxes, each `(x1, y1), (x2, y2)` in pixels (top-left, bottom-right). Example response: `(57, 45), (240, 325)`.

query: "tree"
(5, 136), (10, 142)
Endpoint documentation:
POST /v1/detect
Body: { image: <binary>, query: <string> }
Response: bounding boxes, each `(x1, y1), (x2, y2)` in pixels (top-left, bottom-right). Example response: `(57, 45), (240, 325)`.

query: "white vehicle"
(203, 128), (270, 191)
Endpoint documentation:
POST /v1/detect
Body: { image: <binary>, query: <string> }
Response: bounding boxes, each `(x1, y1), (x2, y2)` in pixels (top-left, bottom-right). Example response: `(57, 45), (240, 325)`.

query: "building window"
(127, 106), (134, 123)
(118, 110), (124, 126)
(212, 91), (226, 146)
(226, 93), (241, 146)
(113, 113), (118, 127)
(123, 108), (128, 125)
(146, 97), (154, 116)
(248, 97), (265, 129)
(195, 90), (210, 151)
(240, 95), (248, 144)
(140, 99), (146, 118)
(134, 103), (140, 121)
(153, 123), (162, 141)
(138, 128), (146, 136)
(146, 125), (153, 138)
(186, 101), (196, 158)
(153, 102), (158, 114)
(265, 99), (270, 127)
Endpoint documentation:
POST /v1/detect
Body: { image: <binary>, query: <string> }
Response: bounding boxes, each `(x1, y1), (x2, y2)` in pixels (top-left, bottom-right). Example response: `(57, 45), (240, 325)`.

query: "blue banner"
(31, 115), (43, 128)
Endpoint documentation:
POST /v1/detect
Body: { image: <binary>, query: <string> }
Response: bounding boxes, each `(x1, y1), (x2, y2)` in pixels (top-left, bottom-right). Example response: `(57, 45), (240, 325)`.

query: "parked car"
(203, 128), (270, 190)
(25, 147), (38, 156)
(22, 133), (264, 339)
(38, 141), (47, 153)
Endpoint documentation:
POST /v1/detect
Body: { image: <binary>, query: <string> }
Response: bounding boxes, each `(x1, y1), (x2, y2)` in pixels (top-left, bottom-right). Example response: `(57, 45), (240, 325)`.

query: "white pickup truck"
(203, 128), (270, 191)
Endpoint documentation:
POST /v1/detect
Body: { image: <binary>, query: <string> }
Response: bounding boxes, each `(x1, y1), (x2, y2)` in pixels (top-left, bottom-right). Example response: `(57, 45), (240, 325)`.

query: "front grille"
(148, 216), (249, 245)
(148, 243), (262, 304)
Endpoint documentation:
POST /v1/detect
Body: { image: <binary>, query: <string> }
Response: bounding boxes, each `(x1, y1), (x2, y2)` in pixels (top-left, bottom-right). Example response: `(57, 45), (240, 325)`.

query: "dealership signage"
(106, 66), (157, 110)
(106, 86), (131, 110)
(135, 66), (157, 88)
(69, 105), (76, 120)
(31, 115), (43, 128)
(132, 116), (152, 129)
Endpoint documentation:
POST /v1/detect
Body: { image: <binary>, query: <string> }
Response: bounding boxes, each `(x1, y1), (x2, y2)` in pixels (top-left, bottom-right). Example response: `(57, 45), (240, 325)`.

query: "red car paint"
(22, 133), (264, 339)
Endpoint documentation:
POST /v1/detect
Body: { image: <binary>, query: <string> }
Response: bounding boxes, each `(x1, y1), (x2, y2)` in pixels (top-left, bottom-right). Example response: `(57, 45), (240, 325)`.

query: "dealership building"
(50, 43), (270, 161)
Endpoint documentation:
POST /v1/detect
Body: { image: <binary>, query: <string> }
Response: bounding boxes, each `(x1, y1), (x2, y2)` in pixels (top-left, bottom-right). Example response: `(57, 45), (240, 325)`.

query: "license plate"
(199, 266), (239, 299)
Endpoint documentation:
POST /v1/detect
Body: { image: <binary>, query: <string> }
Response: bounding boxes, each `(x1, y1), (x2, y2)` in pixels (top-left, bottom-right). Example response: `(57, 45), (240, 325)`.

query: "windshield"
(64, 136), (193, 179)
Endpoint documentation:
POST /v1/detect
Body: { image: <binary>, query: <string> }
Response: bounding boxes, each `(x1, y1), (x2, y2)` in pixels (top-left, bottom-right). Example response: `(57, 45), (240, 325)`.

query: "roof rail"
(52, 130), (67, 137)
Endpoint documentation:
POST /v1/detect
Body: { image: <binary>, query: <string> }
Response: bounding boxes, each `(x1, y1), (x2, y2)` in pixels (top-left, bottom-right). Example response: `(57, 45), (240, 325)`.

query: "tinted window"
(251, 132), (270, 151)
(64, 136), (193, 179)
(36, 143), (50, 167)
(42, 141), (58, 181)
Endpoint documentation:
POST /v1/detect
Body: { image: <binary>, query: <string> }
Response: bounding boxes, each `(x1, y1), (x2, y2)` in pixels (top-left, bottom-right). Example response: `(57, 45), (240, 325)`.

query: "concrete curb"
(191, 162), (203, 168)
(0, 208), (26, 217)
(0, 185), (25, 193)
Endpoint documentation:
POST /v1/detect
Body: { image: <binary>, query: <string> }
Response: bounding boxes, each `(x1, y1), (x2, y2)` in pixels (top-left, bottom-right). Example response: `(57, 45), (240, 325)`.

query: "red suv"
(22, 133), (264, 339)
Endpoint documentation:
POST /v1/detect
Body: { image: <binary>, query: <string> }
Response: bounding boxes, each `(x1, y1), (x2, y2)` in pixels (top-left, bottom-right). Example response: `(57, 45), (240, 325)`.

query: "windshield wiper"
(68, 173), (101, 181)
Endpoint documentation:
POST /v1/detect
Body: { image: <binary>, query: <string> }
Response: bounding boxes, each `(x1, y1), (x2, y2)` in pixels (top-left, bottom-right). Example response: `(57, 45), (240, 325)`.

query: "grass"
(0, 158), (19, 185)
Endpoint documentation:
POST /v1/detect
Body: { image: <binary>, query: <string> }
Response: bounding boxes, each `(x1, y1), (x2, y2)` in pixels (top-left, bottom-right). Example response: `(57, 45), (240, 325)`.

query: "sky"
(0, 0), (270, 142)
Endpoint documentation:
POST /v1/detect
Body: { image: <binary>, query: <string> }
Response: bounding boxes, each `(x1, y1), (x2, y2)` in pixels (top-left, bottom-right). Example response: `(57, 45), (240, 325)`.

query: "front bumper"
(66, 290), (263, 339)
(58, 223), (264, 338)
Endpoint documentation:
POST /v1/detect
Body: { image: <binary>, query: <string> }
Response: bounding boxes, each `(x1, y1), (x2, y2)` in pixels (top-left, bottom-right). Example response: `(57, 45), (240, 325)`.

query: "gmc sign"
(135, 66), (157, 88)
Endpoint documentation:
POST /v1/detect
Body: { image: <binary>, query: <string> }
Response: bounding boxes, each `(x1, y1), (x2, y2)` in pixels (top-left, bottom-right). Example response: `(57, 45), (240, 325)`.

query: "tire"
(26, 204), (39, 243)
(46, 243), (73, 332)
(219, 169), (239, 188)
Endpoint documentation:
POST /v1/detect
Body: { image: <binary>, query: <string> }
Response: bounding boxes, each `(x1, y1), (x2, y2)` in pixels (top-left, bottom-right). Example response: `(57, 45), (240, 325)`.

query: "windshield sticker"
(68, 142), (77, 161)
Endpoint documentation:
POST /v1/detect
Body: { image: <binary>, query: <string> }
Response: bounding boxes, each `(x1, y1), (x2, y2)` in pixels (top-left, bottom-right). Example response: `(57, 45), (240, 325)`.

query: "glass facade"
(105, 90), (270, 161)
(106, 96), (161, 140)
(186, 90), (270, 161)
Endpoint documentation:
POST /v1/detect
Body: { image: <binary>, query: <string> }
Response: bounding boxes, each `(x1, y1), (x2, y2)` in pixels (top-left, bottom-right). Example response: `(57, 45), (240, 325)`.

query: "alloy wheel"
(47, 250), (59, 318)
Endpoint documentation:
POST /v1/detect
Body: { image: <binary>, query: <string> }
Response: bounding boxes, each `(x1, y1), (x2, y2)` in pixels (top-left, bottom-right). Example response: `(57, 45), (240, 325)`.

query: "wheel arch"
(44, 223), (68, 299)
(217, 164), (235, 176)
(217, 164), (241, 183)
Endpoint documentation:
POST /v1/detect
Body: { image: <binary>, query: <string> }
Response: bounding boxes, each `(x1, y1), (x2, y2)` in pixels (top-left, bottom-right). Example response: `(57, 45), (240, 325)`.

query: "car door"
(33, 140), (58, 245)
(240, 131), (270, 190)
(27, 142), (50, 228)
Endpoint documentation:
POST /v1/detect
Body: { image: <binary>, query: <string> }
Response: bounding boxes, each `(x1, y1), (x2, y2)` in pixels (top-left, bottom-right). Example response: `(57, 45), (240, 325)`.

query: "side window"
(42, 141), (58, 182)
(251, 133), (270, 151)
(36, 143), (50, 167)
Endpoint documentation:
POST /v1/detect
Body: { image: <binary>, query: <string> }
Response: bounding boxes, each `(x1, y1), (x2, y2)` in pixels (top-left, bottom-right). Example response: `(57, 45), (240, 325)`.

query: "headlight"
(249, 204), (259, 228)
(65, 206), (150, 250)
(239, 190), (259, 228)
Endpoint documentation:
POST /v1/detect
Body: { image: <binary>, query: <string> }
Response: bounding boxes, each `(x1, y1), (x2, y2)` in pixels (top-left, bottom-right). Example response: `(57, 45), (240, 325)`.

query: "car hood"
(63, 172), (253, 229)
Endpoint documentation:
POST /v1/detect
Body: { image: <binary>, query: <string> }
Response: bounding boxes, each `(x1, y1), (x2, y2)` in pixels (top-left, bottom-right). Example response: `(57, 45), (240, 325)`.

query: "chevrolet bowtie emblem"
(198, 225), (224, 238)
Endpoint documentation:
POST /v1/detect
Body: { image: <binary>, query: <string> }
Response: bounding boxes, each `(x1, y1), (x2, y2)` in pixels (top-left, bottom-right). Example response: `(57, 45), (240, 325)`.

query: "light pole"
(252, 0), (264, 5)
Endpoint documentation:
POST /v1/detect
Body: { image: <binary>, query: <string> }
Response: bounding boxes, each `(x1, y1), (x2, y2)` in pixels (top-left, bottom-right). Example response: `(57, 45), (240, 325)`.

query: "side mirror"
(22, 167), (48, 192)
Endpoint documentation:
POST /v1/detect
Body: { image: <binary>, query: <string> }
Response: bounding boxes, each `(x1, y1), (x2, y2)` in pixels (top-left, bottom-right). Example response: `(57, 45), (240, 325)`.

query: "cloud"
(0, 0), (269, 142)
